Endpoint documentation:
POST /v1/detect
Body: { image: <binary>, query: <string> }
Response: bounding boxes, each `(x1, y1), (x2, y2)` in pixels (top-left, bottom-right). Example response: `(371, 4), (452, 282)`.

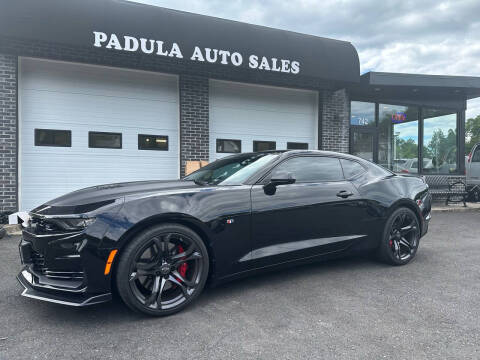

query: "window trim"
(216, 138), (242, 154)
(339, 158), (367, 180)
(253, 140), (276, 152)
(88, 131), (122, 149)
(34, 128), (72, 147)
(138, 134), (169, 151)
(350, 100), (376, 126)
(259, 154), (346, 184)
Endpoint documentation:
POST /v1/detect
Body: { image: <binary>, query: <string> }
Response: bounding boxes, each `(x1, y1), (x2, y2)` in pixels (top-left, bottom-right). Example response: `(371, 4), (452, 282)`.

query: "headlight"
(50, 217), (96, 231)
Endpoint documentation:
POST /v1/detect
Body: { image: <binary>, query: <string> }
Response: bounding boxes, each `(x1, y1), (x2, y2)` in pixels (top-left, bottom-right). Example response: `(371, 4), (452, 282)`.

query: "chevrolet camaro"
(17, 150), (431, 316)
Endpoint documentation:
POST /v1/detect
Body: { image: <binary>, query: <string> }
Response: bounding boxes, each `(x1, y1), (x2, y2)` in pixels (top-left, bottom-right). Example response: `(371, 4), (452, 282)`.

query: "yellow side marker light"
(104, 249), (118, 275)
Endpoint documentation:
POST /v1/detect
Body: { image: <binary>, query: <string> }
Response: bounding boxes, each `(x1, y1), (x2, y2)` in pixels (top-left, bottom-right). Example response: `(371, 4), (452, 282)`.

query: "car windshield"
(184, 153), (279, 185)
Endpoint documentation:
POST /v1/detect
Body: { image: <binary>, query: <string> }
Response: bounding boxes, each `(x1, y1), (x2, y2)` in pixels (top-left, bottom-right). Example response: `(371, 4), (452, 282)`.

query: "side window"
(271, 156), (344, 183)
(217, 139), (241, 153)
(89, 132), (122, 149)
(473, 147), (480, 163)
(138, 134), (168, 151)
(35, 129), (71, 147)
(340, 159), (366, 179)
(254, 141), (276, 152)
(287, 142), (308, 150)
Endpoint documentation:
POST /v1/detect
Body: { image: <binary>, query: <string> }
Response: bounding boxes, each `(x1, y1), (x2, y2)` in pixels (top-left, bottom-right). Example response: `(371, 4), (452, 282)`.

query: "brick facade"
(0, 36), (350, 212)
(179, 75), (209, 177)
(321, 89), (350, 153)
(0, 54), (17, 214)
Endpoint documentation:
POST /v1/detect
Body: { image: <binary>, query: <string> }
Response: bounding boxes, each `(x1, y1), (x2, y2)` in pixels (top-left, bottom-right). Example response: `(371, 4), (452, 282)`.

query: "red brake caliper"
(177, 245), (188, 278)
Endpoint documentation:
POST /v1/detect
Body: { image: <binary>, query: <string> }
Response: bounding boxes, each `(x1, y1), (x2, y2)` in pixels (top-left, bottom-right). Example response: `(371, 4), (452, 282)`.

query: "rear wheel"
(116, 224), (209, 316)
(377, 207), (420, 265)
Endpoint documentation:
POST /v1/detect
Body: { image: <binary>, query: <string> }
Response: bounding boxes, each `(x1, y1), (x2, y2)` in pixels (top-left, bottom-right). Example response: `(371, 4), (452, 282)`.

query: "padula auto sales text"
(93, 31), (301, 74)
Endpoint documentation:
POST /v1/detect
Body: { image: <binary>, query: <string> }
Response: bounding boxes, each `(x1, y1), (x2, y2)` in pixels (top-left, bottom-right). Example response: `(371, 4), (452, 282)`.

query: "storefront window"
(423, 108), (457, 174)
(378, 104), (419, 172)
(351, 101), (375, 126)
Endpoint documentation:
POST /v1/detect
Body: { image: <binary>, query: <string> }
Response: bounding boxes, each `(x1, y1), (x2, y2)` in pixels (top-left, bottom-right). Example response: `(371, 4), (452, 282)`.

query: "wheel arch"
(386, 199), (423, 233)
(110, 213), (217, 284)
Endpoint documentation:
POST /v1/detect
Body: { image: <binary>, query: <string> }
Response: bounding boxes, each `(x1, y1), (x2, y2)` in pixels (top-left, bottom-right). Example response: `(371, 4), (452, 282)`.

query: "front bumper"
(422, 212), (431, 237)
(17, 267), (111, 306)
(17, 222), (114, 307)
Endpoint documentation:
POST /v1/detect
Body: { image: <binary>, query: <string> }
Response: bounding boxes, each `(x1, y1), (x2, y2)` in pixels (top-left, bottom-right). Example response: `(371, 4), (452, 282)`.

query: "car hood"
(32, 180), (199, 215)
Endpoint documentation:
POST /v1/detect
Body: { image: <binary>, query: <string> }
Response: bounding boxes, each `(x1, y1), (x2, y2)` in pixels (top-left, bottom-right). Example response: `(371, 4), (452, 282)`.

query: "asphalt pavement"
(1, 211), (479, 359)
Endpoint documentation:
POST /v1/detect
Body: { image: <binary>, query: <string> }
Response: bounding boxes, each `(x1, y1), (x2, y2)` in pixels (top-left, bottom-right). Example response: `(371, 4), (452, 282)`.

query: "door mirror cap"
(270, 171), (296, 186)
(263, 171), (296, 195)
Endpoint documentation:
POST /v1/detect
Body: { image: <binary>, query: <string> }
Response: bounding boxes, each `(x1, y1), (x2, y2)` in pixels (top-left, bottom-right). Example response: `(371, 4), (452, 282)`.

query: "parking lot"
(1, 211), (479, 359)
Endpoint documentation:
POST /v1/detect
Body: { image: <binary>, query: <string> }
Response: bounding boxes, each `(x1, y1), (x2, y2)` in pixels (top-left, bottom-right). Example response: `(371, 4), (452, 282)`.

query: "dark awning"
(0, 0), (360, 85)
(349, 72), (480, 110)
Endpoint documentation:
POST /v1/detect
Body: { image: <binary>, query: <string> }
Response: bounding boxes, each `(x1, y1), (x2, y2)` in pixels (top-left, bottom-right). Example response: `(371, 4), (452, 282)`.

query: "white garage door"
(19, 58), (179, 211)
(209, 80), (318, 162)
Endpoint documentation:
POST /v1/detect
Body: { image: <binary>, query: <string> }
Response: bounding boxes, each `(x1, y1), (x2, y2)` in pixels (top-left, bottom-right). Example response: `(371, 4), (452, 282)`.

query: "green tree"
(466, 115), (480, 155)
(395, 137), (417, 158)
(427, 128), (457, 170)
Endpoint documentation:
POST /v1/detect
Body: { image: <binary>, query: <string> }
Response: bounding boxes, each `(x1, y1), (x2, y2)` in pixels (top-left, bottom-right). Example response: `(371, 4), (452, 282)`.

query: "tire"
(116, 223), (209, 316)
(472, 188), (480, 203)
(377, 207), (420, 266)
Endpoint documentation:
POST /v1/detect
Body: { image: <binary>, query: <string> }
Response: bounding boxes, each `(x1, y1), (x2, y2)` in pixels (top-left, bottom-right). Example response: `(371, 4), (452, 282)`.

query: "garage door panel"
(210, 80), (317, 161)
(209, 134), (314, 161)
(22, 91), (178, 130)
(210, 107), (315, 138)
(210, 81), (317, 114)
(21, 60), (178, 102)
(20, 58), (179, 211)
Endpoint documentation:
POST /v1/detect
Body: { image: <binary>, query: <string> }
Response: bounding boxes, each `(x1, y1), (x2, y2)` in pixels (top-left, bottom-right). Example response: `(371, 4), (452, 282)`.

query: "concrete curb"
(432, 203), (480, 213)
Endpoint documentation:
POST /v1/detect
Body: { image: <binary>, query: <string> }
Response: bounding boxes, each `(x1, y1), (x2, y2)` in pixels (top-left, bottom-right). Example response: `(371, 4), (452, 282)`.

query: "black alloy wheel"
(116, 224), (209, 316)
(378, 207), (420, 265)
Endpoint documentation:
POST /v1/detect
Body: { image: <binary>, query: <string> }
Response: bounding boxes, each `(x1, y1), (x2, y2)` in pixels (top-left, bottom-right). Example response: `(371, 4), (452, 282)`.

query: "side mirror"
(263, 171), (296, 195)
(270, 171), (296, 186)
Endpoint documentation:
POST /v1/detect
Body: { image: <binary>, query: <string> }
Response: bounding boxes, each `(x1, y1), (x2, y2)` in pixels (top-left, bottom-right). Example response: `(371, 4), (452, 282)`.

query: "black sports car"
(18, 150), (431, 316)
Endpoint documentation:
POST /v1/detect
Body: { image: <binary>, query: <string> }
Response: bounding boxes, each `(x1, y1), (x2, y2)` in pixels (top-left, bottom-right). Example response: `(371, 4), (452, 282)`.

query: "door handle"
(336, 190), (354, 198)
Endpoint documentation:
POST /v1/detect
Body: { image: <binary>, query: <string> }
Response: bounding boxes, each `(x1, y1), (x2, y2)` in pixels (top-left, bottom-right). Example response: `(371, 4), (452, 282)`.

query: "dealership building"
(1, 0), (480, 213)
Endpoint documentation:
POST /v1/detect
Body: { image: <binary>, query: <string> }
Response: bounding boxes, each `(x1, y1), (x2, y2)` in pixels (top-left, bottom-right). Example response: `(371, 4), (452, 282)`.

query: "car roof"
(247, 149), (360, 159)
(222, 149), (389, 172)
(278, 149), (368, 161)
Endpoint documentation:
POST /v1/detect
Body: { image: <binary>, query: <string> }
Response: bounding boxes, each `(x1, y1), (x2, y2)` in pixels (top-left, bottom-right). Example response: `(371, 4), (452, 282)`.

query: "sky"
(131, 0), (480, 120)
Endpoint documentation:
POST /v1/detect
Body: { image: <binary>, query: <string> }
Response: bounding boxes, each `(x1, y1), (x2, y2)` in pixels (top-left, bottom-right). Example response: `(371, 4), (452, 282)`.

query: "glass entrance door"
(350, 128), (377, 162)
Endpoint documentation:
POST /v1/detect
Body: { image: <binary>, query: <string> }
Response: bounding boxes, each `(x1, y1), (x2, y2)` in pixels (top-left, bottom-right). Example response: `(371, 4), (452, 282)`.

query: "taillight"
(401, 169), (409, 173)
(468, 152), (472, 163)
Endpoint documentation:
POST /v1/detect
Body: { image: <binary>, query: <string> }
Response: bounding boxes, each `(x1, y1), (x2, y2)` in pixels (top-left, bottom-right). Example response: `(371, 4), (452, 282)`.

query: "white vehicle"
(397, 158), (433, 174)
(466, 143), (480, 201)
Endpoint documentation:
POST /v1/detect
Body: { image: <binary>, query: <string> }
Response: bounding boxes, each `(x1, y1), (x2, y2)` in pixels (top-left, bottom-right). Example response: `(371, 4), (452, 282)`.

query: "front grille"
(30, 249), (85, 281)
(31, 251), (45, 269)
(42, 270), (85, 281)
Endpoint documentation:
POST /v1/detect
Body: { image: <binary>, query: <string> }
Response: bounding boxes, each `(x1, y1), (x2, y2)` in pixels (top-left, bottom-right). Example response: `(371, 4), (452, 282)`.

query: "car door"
(249, 155), (367, 267)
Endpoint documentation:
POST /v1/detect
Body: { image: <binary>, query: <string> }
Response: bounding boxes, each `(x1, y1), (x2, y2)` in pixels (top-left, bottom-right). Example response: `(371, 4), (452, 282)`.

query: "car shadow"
(18, 253), (391, 325)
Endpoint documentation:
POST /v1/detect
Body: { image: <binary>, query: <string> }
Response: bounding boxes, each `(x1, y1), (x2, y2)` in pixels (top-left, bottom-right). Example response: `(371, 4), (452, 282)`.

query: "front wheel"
(377, 207), (420, 265)
(116, 224), (209, 316)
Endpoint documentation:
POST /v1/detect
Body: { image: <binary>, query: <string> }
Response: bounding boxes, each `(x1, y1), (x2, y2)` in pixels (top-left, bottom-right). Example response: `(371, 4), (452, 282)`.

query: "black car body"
(18, 150), (431, 313)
